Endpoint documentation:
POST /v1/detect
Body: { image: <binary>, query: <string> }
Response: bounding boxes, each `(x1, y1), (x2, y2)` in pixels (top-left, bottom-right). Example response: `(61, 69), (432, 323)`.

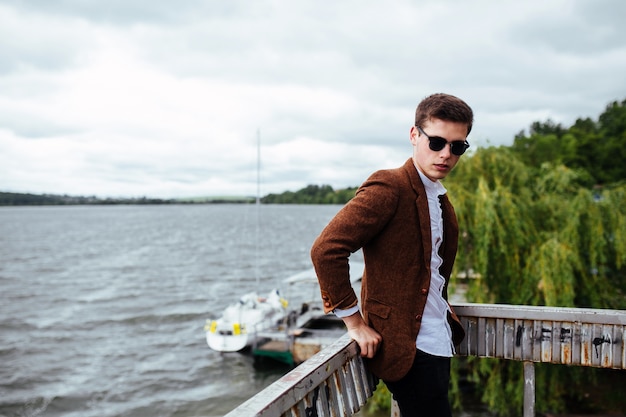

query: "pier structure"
(223, 303), (626, 417)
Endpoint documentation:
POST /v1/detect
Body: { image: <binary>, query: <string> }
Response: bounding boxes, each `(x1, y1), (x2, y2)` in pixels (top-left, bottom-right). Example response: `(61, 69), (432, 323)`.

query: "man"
(310, 93), (473, 416)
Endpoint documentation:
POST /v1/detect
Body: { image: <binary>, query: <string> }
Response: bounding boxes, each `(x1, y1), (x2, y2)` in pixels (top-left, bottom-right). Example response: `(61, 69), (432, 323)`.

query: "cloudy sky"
(1, 0), (625, 198)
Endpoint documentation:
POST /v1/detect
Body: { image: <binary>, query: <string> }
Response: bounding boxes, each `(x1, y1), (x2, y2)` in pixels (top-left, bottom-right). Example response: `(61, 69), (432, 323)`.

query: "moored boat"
(205, 289), (288, 352)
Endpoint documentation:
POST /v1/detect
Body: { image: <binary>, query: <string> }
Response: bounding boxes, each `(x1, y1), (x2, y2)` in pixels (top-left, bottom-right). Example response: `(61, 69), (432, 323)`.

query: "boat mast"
(255, 129), (261, 289)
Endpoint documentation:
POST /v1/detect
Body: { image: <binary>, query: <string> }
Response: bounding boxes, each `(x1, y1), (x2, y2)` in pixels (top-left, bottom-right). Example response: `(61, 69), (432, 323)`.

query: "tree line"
(261, 184), (357, 204)
(442, 99), (626, 415)
(0, 192), (181, 206)
(0, 192), (258, 206)
(0, 185), (355, 206)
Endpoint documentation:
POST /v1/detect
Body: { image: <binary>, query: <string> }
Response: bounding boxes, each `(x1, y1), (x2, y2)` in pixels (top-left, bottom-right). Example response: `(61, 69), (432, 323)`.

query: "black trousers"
(384, 349), (452, 417)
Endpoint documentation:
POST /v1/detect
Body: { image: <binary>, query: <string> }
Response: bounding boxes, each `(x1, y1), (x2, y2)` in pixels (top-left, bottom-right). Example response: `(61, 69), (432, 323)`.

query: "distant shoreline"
(0, 185), (357, 206)
(0, 191), (256, 206)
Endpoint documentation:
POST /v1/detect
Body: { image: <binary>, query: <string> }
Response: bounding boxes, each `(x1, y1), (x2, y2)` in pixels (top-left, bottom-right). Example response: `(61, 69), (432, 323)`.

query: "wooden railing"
(223, 303), (626, 417)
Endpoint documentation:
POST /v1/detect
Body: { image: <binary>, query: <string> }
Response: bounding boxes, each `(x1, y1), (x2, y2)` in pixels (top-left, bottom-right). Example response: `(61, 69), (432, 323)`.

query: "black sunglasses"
(417, 126), (470, 156)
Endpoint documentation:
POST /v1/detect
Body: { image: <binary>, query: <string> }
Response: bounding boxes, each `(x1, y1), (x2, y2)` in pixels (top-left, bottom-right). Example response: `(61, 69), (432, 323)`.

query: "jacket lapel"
(404, 159), (432, 271)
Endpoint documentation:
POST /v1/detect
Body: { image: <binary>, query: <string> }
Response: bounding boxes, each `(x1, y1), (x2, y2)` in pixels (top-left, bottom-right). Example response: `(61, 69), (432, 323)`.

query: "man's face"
(410, 118), (469, 182)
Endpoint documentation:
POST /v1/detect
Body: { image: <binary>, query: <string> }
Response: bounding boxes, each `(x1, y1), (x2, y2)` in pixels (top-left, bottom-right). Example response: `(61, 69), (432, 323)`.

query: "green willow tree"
(512, 99), (626, 184)
(444, 147), (626, 415)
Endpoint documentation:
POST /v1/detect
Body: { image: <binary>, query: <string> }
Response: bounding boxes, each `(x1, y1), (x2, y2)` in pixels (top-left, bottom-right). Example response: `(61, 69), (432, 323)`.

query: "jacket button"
(415, 315), (422, 320)
(421, 288), (428, 295)
(324, 302), (331, 307)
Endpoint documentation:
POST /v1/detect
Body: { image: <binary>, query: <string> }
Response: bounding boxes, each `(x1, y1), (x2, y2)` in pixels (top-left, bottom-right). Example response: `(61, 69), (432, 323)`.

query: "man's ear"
(409, 126), (419, 145)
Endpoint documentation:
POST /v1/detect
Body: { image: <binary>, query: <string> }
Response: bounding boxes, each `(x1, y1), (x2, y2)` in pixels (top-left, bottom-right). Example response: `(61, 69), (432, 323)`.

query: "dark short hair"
(415, 93), (474, 136)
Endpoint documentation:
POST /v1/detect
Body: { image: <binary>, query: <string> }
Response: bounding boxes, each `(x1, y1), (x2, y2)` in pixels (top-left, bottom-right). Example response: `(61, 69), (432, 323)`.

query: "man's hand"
(342, 312), (382, 358)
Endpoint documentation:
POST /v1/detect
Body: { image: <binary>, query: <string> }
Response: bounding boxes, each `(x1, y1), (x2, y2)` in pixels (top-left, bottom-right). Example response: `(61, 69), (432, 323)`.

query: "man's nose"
(438, 143), (452, 157)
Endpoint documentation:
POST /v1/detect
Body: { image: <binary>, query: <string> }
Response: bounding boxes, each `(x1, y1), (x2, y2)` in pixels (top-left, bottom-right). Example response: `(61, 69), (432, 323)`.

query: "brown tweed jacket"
(310, 158), (465, 382)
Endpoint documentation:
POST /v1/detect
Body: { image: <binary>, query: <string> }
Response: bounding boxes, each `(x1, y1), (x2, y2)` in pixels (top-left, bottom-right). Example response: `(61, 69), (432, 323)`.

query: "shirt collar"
(414, 163), (447, 196)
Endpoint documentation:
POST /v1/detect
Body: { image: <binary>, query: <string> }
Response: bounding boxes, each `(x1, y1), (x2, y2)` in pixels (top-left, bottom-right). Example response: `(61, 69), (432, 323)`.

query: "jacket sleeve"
(310, 170), (400, 313)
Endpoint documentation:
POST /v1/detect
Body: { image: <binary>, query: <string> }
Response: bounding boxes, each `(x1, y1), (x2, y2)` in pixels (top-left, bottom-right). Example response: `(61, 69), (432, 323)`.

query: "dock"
(252, 308), (347, 366)
(254, 339), (294, 366)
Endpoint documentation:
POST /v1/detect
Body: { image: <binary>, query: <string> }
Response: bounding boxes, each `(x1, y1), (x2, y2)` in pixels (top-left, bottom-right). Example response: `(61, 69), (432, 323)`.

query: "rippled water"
(0, 204), (343, 417)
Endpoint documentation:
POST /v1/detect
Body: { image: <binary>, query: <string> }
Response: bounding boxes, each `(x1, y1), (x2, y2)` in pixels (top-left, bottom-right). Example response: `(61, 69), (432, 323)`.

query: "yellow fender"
(204, 320), (218, 333)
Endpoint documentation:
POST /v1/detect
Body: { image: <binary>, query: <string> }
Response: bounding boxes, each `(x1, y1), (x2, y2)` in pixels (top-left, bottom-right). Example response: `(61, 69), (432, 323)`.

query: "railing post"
(523, 361), (535, 417)
(390, 399), (401, 416)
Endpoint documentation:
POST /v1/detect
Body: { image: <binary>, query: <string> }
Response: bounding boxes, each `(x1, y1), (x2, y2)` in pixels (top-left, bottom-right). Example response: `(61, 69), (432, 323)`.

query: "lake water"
(0, 204), (489, 417)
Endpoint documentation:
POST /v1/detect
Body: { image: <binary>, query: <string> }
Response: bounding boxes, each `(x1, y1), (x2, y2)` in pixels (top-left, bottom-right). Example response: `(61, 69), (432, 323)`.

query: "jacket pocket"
(365, 298), (392, 319)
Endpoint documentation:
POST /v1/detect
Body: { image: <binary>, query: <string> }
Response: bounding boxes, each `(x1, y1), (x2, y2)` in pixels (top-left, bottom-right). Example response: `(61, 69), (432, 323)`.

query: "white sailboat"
(205, 289), (288, 352)
(205, 130), (289, 352)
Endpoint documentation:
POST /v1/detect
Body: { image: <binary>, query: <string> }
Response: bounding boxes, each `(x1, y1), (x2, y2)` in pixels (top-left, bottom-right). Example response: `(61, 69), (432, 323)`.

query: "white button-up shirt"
(414, 167), (454, 357)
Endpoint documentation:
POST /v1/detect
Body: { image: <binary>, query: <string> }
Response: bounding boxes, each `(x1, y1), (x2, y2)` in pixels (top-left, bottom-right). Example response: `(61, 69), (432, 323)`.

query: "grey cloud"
(2, 0), (217, 25)
(0, 39), (78, 74)
(0, 13), (91, 74)
(0, 114), (80, 139)
(507, 1), (626, 55)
